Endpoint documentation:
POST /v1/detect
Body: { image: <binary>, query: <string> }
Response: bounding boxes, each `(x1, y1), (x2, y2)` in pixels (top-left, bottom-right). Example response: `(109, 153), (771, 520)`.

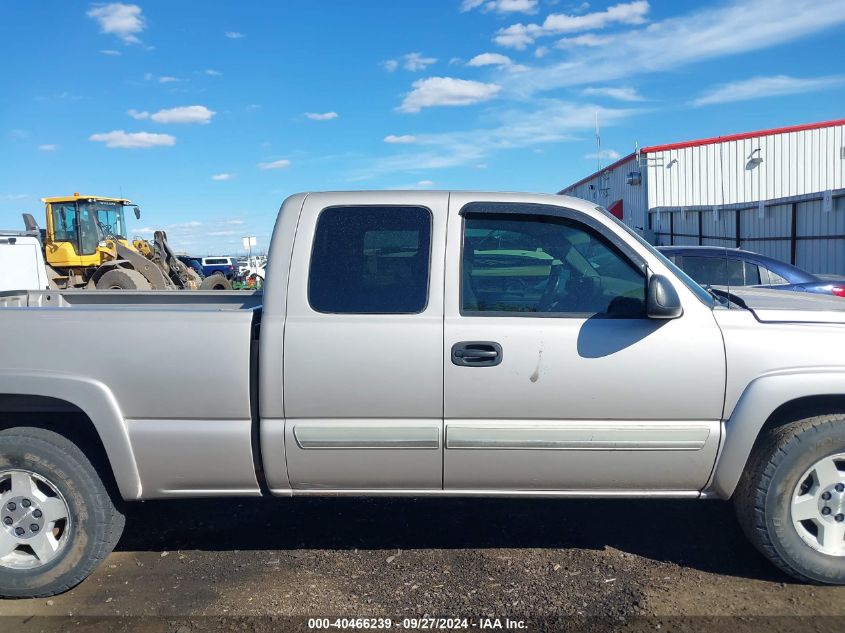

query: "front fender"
(0, 370), (142, 500)
(711, 368), (845, 498)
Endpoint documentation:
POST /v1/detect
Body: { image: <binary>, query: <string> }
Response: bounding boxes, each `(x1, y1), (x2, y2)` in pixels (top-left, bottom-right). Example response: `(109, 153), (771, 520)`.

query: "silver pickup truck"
(2, 191), (845, 596)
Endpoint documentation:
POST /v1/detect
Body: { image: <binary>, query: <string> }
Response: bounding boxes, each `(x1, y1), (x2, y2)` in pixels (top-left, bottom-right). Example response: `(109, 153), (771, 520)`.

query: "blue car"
(657, 246), (845, 297)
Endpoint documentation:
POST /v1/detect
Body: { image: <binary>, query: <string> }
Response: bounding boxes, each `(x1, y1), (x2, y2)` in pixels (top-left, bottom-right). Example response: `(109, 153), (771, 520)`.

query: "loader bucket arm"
(114, 241), (172, 289)
(153, 230), (201, 288)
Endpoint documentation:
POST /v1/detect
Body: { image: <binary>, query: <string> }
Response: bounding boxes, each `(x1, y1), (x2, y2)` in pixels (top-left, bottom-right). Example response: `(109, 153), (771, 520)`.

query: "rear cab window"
(308, 205), (432, 314)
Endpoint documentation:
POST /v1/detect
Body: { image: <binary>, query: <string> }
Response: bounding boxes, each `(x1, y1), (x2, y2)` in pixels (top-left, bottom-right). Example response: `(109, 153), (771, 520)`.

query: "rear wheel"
(734, 414), (845, 584)
(199, 273), (232, 290)
(0, 427), (124, 597)
(95, 268), (151, 290)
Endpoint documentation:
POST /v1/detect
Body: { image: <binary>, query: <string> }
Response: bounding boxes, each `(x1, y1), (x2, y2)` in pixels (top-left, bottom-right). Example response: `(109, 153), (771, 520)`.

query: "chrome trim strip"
(294, 425), (440, 449)
(445, 424), (711, 451)
(291, 489), (702, 499)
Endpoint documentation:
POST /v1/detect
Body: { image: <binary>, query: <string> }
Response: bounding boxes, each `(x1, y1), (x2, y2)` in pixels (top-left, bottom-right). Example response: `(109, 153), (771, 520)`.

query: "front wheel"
(734, 414), (845, 584)
(0, 427), (125, 597)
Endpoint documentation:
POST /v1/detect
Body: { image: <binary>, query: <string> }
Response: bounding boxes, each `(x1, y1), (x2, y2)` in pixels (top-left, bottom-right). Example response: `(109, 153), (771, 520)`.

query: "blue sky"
(2, 0), (845, 254)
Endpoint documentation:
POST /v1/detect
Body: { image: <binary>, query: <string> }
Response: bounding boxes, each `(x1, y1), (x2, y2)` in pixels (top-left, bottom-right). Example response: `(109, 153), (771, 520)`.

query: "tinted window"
(309, 206), (431, 313)
(462, 214), (645, 316)
(766, 268), (790, 285)
(681, 255), (759, 286)
(743, 261), (761, 285)
(681, 256), (729, 286)
(205, 258), (228, 265)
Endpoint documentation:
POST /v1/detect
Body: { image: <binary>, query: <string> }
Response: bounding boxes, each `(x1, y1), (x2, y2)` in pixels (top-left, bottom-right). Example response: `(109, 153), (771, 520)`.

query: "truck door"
(442, 195), (725, 493)
(283, 192), (447, 491)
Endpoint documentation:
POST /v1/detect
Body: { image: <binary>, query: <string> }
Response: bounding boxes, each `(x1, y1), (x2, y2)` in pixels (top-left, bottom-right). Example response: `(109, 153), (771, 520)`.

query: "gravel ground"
(2, 497), (845, 631)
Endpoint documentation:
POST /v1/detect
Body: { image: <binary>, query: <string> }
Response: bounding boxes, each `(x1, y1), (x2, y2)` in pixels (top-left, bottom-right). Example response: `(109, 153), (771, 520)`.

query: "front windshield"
(596, 206), (715, 307)
(81, 200), (128, 239)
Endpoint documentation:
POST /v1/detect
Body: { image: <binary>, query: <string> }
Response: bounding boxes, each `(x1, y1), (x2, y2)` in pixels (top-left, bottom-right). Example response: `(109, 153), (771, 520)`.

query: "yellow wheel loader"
(23, 194), (231, 291)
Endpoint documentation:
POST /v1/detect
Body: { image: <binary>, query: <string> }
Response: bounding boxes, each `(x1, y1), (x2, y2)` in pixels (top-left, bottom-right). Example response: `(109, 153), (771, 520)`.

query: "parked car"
(201, 256), (237, 279)
(176, 255), (204, 277)
(658, 245), (845, 297)
(5, 191), (845, 597)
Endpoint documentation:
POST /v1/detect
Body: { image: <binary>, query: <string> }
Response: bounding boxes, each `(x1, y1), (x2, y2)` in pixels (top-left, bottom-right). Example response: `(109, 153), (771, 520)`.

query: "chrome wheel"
(791, 453), (845, 556)
(0, 470), (71, 569)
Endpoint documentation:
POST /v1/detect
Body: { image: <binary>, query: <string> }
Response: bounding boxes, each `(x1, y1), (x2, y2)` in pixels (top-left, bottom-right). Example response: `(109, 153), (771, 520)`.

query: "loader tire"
(96, 268), (151, 290)
(734, 414), (845, 584)
(199, 273), (232, 290)
(0, 427), (125, 598)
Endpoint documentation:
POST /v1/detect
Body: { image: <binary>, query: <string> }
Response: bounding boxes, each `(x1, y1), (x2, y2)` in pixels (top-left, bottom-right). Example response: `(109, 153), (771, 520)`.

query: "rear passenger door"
(283, 193), (447, 491)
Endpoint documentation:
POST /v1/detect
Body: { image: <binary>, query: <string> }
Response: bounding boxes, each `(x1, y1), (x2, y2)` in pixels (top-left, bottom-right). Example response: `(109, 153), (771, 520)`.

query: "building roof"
(559, 118), (845, 194)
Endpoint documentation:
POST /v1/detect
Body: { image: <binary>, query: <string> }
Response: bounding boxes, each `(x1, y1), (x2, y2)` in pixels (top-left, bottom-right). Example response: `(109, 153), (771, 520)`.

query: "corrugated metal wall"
(646, 124), (845, 209)
(562, 121), (845, 274)
(561, 155), (648, 231)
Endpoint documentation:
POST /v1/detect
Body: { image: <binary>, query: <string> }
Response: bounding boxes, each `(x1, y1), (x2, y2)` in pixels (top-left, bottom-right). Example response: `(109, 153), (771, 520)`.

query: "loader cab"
(42, 195), (134, 268)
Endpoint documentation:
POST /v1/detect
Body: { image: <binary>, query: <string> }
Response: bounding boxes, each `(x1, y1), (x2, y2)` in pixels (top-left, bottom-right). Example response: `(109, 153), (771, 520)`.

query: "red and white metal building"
(559, 118), (845, 274)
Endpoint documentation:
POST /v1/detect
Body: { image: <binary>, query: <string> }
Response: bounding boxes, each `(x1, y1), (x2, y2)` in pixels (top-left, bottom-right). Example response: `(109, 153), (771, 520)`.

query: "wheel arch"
(0, 371), (141, 500)
(711, 370), (845, 499)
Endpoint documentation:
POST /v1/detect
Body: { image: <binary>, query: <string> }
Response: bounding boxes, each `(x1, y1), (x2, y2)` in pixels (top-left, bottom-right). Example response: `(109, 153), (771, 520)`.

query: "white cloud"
(225, 31), (245, 39)
(398, 77), (502, 113)
(38, 144), (57, 151)
(383, 53), (437, 72)
(148, 105), (215, 124)
(128, 108), (149, 119)
(89, 130), (176, 149)
(212, 173), (232, 181)
(505, 0), (845, 96)
(691, 74), (845, 106)
(99, 49), (121, 56)
(355, 99), (638, 178)
(403, 52), (437, 72)
(87, 3), (146, 44)
(467, 52), (514, 67)
(258, 159), (291, 170)
(305, 112), (339, 120)
(207, 230), (239, 237)
(158, 76), (179, 83)
(384, 134), (419, 144)
(223, 219), (245, 225)
(582, 86), (644, 101)
(494, 0), (649, 49)
(555, 33), (615, 48)
(0, 194), (28, 200)
(205, 69), (222, 76)
(534, 46), (549, 58)
(417, 180), (435, 187)
(462, 0), (538, 14)
(585, 149), (622, 160)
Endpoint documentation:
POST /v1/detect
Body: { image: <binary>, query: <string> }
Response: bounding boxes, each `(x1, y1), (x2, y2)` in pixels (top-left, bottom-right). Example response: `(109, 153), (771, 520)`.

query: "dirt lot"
(2, 497), (845, 631)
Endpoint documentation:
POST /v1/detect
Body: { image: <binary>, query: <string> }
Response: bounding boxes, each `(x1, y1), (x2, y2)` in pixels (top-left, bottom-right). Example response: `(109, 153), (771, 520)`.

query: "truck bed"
(0, 288), (262, 498)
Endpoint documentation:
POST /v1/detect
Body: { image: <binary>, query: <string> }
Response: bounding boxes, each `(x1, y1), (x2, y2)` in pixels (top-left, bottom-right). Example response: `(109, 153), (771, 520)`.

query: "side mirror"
(647, 274), (683, 319)
(133, 206), (141, 220)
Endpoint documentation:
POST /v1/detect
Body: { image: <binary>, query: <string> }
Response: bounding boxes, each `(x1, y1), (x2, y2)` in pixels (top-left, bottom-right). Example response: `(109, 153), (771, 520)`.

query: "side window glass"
(462, 213), (645, 316)
(743, 261), (761, 285)
(51, 204), (78, 242)
(725, 258), (745, 286)
(766, 268), (790, 285)
(677, 256), (725, 286)
(309, 206), (431, 314)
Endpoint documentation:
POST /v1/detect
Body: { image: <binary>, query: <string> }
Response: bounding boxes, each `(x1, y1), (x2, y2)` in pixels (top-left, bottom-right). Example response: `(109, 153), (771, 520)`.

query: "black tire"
(0, 427), (125, 597)
(734, 414), (845, 584)
(95, 268), (151, 290)
(199, 273), (232, 290)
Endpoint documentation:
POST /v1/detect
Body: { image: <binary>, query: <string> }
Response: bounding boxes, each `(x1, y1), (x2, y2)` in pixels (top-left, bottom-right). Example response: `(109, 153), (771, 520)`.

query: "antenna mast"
(595, 111), (601, 172)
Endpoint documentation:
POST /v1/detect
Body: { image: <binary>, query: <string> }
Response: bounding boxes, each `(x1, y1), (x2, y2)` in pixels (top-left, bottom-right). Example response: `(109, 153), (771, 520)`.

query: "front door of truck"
(442, 195), (726, 493)
(283, 192), (447, 491)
